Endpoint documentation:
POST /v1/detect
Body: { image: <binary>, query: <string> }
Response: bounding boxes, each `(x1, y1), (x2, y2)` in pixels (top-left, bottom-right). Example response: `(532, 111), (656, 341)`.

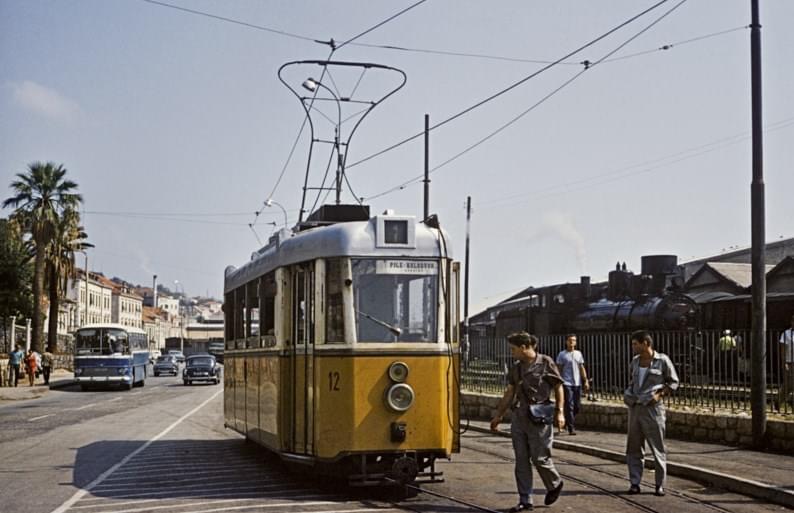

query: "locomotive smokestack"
(580, 276), (591, 299)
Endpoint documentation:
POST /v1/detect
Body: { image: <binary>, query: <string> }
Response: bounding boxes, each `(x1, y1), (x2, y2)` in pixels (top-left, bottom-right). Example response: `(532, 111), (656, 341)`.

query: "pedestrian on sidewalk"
(623, 330), (679, 497)
(41, 349), (54, 386)
(555, 334), (589, 435)
(8, 344), (24, 387)
(490, 332), (565, 512)
(780, 314), (794, 408)
(25, 348), (38, 387)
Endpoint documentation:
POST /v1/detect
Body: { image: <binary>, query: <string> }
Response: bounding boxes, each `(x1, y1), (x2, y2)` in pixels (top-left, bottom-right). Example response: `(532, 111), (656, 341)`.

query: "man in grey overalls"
(623, 330), (679, 496)
(491, 332), (565, 512)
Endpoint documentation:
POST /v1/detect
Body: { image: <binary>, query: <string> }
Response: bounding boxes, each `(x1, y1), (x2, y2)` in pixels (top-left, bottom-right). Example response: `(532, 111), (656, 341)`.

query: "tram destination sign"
(376, 260), (437, 275)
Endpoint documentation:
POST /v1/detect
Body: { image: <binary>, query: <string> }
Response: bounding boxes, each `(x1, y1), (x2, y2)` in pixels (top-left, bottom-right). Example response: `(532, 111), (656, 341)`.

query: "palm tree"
(3, 162), (82, 353)
(46, 208), (92, 352)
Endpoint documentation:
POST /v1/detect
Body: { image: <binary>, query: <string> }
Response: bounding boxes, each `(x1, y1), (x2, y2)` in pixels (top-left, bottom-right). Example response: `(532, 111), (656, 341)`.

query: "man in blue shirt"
(8, 344), (24, 387)
(555, 334), (589, 435)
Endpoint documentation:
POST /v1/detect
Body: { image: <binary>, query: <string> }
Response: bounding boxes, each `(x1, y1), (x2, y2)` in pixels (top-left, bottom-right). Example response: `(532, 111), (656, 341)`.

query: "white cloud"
(9, 80), (81, 121)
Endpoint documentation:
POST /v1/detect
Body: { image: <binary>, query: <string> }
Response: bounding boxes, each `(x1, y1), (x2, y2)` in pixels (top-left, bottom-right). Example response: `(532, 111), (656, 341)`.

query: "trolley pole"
(463, 196), (471, 368)
(423, 114), (430, 221)
(749, 0), (766, 449)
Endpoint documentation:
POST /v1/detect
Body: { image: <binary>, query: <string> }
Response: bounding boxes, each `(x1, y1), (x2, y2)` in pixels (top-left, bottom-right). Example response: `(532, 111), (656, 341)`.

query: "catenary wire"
(350, 25), (748, 66)
(364, 0), (689, 201)
(345, 0), (672, 172)
(140, 0), (318, 42)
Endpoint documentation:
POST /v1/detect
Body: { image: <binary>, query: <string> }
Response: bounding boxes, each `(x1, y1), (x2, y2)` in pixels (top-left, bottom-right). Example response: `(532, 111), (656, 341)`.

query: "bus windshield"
(75, 328), (129, 355)
(352, 259), (438, 343)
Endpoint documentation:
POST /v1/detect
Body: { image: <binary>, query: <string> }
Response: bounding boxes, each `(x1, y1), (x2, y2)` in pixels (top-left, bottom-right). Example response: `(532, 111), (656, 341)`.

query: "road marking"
(65, 402), (98, 411)
(28, 414), (54, 422)
(107, 397), (123, 403)
(50, 389), (223, 513)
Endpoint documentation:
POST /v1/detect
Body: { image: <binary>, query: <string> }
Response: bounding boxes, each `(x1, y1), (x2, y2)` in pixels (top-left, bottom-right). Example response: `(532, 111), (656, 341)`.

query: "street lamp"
(174, 280), (184, 356)
(265, 198), (289, 228)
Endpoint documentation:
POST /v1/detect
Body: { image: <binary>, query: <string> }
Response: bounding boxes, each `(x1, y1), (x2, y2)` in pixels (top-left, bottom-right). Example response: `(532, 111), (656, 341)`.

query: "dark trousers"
(43, 366), (51, 385)
(563, 385), (581, 432)
(10, 364), (20, 387)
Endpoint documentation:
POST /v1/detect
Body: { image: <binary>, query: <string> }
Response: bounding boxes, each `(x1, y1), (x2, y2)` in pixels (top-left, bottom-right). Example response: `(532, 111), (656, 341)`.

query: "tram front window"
(352, 259), (437, 343)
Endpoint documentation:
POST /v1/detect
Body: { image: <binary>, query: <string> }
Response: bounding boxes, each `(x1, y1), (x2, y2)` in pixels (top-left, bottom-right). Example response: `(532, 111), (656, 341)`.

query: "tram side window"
(326, 258), (345, 343)
(224, 292), (234, 349)
(234, 287), (245, 349)
(247, 280), (259, 348)
(261, 272), (276, 346)
(352, 259), (438, 343)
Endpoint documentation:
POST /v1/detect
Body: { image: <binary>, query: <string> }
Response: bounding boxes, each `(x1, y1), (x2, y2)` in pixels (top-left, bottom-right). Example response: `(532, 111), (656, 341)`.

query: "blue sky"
(1, 0), (792, 312)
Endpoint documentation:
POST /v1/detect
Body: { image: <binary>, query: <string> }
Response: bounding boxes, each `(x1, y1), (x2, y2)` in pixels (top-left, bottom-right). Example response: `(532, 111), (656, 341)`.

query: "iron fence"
(462, 329), (792, 415)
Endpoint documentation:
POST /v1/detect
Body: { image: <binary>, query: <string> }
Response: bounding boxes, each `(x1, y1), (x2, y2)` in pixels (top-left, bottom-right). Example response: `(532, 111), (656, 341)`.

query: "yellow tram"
(223, 205), (461, 485)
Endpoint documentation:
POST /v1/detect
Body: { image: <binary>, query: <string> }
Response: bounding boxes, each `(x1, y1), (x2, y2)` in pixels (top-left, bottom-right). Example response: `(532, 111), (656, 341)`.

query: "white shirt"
(780, 328), (794, 363)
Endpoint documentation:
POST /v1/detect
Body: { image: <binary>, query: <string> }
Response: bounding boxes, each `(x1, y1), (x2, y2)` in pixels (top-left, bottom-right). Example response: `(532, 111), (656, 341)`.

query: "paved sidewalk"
(469, 419), (794, 508)
(0, 368), (74, 403)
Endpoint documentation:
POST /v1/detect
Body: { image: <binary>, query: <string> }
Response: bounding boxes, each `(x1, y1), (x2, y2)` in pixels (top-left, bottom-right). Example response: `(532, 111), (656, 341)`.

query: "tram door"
(289, 264), (315, 454)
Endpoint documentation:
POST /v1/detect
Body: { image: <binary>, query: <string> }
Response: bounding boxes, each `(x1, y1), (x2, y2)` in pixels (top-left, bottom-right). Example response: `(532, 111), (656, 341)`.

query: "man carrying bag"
(491, 332), (565, 512)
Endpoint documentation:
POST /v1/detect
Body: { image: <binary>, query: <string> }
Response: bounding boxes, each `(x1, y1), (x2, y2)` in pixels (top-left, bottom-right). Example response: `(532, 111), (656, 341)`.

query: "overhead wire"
(345, 0), (673, 172)
(140, 0), (318, 42)
(364, 0), (689, 201)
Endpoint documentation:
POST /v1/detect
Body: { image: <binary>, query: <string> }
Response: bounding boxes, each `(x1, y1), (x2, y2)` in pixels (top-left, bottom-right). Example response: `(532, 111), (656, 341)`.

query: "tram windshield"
(75, 328), (129, 355)
(352, 259), (438, 343)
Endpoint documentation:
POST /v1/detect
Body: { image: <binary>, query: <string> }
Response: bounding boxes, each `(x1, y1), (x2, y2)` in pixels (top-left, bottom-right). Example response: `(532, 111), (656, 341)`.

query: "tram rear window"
(352, 259), (437, 343)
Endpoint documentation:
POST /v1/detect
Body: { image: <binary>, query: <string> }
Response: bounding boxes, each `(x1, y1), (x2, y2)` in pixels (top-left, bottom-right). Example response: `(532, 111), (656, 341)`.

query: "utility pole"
(749, 0), (766, 448)
(463, 196), (472, 368)
(423, 114), (430, 220)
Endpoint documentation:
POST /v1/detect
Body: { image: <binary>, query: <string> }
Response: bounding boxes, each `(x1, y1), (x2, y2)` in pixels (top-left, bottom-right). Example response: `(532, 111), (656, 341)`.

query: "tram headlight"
(385, 383), (415, 412)
(388, 362), (409, 383)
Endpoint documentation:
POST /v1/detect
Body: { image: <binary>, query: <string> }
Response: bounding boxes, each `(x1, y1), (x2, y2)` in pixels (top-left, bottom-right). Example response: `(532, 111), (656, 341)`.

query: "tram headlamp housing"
(385, 383), (415, 412)
(388, 362), (409, 383)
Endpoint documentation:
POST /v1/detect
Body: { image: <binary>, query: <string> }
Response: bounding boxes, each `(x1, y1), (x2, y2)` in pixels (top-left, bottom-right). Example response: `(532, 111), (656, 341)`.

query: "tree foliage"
(3, 162), (83, 352)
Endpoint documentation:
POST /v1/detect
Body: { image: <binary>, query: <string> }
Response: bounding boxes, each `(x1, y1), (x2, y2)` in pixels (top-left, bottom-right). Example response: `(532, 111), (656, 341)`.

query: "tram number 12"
(328, 371), (340, 391)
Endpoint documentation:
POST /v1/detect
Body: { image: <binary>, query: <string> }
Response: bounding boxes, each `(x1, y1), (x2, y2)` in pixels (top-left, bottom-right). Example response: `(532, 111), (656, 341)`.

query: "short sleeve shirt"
(509, 354), (564, 412)
(556, 349), (585, 386)
(9, 350), (24, 366)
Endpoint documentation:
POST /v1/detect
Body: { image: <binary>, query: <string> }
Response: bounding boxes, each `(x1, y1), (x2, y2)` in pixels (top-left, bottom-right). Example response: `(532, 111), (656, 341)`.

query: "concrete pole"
(10, 315), (16, 353)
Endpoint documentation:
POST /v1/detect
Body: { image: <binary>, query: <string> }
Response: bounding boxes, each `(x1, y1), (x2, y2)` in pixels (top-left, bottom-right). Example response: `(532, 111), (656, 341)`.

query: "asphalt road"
(0, 372), (787, 513)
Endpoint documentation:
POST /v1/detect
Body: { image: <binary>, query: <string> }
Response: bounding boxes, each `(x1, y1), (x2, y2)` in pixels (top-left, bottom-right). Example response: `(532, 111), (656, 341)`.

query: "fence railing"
(462, 329), (792, 415)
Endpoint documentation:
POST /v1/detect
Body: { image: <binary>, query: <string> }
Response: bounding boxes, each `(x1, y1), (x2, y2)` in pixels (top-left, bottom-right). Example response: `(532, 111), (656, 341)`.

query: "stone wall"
(463, 392), (794, 452)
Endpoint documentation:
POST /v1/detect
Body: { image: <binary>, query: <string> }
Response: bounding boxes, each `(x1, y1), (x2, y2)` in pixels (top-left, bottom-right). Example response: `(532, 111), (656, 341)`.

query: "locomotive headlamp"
(388, 361), (409, 382)
(385, 383), (415, 412)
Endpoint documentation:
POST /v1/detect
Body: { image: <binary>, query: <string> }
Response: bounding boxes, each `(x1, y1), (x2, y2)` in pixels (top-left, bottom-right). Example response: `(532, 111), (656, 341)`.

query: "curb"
(48, 378), (75, 390)
(468, 424), (794, 509)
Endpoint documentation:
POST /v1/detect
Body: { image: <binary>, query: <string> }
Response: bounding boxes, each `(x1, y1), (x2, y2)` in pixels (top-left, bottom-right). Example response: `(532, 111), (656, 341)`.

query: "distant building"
(680, 236), (794, 281)
(68, 270), (113, 326)
(110, 283), (143, 329)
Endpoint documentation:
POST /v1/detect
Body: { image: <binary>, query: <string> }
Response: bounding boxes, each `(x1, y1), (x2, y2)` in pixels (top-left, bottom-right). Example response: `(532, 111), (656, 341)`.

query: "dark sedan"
(153, 355), (179, 376)
(183, 354), (221, 385)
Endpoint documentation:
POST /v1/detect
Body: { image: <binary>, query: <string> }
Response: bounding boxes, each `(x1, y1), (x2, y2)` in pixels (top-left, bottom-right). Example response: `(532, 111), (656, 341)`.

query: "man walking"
(555, 334), (589, 435)
(780, 314), (794, 408)
(623, 330), (679, 497)
(8, 344), (24, 387)
(41, 349), (54, 386)
(490, 332), (565, 512)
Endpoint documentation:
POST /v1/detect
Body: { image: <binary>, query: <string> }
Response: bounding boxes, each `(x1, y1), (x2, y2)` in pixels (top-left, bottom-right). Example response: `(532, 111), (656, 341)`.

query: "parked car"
(183, 354), (221, 385)
(153, 355), (179, 376)
(167, 350), (185, 364)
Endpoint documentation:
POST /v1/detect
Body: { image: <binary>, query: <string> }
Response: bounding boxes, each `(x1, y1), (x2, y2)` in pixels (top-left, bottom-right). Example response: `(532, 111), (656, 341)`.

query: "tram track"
(456, 436), (739, 513)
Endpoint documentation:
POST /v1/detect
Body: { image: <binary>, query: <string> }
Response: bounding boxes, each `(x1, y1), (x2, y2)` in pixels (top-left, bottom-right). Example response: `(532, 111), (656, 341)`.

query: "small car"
(149, 349), (162, 364)
(153, 355), (179, 376)
(168, 350), (185, 364)
(183, 354), (221, 385)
